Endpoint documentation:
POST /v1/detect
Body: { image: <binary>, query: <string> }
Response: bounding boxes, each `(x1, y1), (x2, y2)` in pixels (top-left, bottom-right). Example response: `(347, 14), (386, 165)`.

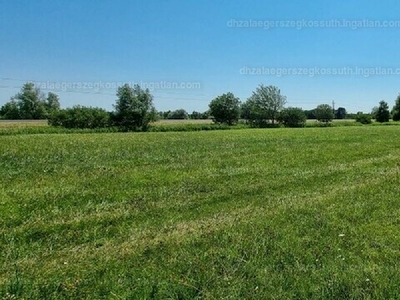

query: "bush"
(48, 106), (111, 129)
(278, 107), (306, 128)
(355, 113), (372, 124)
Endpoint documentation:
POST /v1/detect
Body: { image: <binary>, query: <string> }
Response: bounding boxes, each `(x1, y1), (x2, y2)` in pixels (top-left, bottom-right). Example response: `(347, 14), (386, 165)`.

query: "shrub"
(355, 113), (372, 124)
(278, 107), (307, 128)
(48, 106), (111, 129)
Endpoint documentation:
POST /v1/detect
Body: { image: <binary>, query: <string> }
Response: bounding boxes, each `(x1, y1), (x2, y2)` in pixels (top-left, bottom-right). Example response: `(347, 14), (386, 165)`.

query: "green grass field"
(1, 126), (400, 299)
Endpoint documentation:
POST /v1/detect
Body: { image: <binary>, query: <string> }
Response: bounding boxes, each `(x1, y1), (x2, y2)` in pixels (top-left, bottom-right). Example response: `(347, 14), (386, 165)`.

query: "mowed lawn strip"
(1, 126), (400, 299)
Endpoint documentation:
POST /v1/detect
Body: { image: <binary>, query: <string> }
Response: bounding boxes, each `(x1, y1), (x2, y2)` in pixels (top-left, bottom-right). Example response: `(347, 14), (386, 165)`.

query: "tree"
(315, 104), (334, 124)
(278, 107), (307, 128)
(167, 109), (189, 119)
(45, 92), (61, 116)
(113, 84), (157, 130)
(16, 82), (47, 119)
(0, 100), (20, 119)
(9, 82), (48, 119)
(209, 92), (240, 125)
(304, 109), (316, 119)
(252, 84), (286, 125)
(242, 85), (286, 126)
(157, 110), (171, 119)
(0, 83), (61, 120)
(201, 110), (210, 119)
(371, 106), (379, 119)
(392, 94), (400, 121)
(335, 107), (347, 119)
(189, 111), (202, 119)
(0, 82), (59, 119)
(241, 97), (268, 127)
(375, 100), (390, 123)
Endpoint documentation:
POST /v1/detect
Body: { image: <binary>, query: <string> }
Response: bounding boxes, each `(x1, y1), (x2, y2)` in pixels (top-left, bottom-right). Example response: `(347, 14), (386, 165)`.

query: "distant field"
(0, 120), (49, 129)
(306, 119), (356, 123)
(2, 126), (400, 298)
(154, 119), (213, 125)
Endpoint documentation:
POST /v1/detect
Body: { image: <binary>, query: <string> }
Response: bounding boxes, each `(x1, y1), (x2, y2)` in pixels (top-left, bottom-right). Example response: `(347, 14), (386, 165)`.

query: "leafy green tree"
(113, 84), (157, 130)
(167, 109), (189, 119)
(335, 107), (347, 119)
(189, 111), (203, 119)
(14, 82), (47, 119)
(304, 109), (316, 119)
(371, 106), (379, 119)
(278, 107), (307, 128)
(0, 100), (20, 119)
(242, 85), (286, 127)
(200, 110), (210, 119)
(315, 104), (334, 124)
(392, 94), (400, 121)
(241, 97), (268, 127)
(158, 110), (171, 119)
(252, 84), (286, 125)
(0, 83), (61, 119)
(209, 92), (240, 125)
(45, 92), (61, 116)
(376, 100), (390, 123)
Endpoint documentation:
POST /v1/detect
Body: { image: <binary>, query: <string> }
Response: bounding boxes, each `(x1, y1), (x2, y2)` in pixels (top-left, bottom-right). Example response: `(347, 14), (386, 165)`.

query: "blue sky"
(1, 0), (400, 113)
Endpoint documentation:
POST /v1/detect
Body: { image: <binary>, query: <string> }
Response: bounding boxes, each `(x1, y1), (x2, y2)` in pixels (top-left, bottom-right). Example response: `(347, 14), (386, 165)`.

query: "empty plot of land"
(1, 126), (400, 299)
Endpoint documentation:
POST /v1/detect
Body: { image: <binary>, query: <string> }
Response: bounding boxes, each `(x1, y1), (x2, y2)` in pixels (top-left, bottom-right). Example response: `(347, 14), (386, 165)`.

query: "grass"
(1, 126), (400, 298)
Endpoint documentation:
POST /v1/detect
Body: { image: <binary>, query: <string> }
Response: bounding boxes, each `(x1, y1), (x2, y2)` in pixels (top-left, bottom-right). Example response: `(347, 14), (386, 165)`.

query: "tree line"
(0, 83), (61, 119)
(1, 82), (400, 130)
